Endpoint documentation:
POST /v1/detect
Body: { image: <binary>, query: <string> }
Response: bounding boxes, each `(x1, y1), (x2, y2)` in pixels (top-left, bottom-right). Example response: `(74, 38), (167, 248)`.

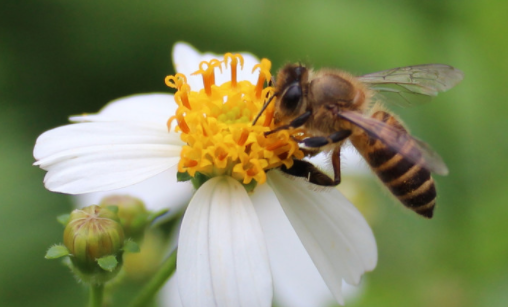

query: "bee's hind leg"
(279, 159), (336, 186)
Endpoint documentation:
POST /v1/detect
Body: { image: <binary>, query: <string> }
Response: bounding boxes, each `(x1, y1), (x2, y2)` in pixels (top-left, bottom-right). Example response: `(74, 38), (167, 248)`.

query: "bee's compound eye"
(282, 84), (302, 110)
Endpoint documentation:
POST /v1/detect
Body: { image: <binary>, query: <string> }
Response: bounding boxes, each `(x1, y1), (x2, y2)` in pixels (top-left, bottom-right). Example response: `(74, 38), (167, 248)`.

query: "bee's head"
(275, 64), (309, 116)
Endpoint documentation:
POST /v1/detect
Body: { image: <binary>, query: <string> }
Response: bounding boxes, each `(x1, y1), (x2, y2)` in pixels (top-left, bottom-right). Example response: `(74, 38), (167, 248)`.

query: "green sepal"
(104, 205), (119, 214)
(123, 240), (140, 253)
(97, 255), (118, 272)
(190, 172), (210, 189)
(177, 171), (192, 182)
(45, 245), (70, 259)
(243, 179), (258, 193)
(56, 214), (70, 226)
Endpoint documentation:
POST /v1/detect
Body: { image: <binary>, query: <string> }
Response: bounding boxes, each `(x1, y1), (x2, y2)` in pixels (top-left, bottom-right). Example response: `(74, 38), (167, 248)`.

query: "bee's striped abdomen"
(355, 111), (436, 218)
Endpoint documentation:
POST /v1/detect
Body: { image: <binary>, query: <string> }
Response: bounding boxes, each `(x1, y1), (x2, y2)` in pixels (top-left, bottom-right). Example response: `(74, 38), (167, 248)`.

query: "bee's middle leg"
(331, 147), (342, 185)
(297, 130), (352, 148)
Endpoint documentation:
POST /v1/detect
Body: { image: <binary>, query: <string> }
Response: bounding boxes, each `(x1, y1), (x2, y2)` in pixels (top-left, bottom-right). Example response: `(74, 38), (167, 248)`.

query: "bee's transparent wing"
(358, 64), (463, 107)
(339, 110), (448, 175)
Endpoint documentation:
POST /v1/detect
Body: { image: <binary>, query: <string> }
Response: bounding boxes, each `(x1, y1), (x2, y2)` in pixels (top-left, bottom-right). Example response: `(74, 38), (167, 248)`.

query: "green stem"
(89, 283), (104, 307)
(128, 248), (178, 307)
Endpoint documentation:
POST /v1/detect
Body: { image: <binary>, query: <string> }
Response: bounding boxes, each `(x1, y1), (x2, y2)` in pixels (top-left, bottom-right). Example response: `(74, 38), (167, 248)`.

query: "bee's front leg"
(264, 111), (312, 136)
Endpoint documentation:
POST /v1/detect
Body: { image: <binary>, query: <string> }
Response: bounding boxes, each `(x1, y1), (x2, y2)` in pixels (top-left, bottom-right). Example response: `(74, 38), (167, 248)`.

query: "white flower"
(34, 42), (377, 306)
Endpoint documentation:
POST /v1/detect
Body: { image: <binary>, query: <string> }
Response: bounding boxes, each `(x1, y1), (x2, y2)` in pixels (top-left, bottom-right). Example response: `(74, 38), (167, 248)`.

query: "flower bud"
(99, 195), (149, 241)
(63, 205), (124, 284)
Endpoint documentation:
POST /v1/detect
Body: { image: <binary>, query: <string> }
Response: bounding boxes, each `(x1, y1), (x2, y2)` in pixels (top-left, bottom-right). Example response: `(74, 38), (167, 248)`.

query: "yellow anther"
(252, 59), (272, 98)
(224, 53), (244, 88)
(167, 115), (176, 132)
(265, 138), (285, 151)
(191, 60), (223, 96)
(175, 83), (192, 109)
(165, 73), (188, 90)
(237, 128), (250, 146)
(176, 114), (190, 134)
(263, 102), (275, 127)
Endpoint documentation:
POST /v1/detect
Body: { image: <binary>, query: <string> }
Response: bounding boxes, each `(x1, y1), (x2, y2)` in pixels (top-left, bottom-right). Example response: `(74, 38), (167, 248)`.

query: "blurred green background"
(2, 0), (508, 306)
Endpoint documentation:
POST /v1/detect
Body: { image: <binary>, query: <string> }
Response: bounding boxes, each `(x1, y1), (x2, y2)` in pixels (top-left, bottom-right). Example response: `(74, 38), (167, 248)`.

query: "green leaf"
(45, 245), (70, 259)
(123, 240), (140, 253)
(97, 255), (118, 272)
(56, 214), (70, 226)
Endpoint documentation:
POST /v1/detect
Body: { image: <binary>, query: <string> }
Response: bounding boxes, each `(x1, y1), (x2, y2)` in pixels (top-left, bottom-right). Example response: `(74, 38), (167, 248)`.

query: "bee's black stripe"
(400, 183), (436, 208)
(377, 155), (414, 182)
(388, 167), (431, 196)
(368, 147), (397, 168)
(414, 200), (436, 218)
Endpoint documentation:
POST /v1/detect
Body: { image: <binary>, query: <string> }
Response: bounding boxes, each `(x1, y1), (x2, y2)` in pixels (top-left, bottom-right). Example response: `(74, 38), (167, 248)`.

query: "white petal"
(69, 93), (176, 128)
(266, 171), (377, 305)
(160, 275), (184, 307)
(177, 176), (272, 307)
(34, 122), (183, 194)
(172, 42), (261, 91)
(305, 142), (370, 177)
(73, 166), (193, 216)
(341, 143), (371, 176)
(251, 183), (337, 307)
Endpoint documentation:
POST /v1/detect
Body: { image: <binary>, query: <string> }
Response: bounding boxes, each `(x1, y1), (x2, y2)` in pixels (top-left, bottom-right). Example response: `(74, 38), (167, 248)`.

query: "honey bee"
(254, 63), (463, 218)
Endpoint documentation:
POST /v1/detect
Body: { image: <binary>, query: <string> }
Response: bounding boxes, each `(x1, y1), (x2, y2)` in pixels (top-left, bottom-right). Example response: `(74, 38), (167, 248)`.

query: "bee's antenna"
(252, 93), (277, 126)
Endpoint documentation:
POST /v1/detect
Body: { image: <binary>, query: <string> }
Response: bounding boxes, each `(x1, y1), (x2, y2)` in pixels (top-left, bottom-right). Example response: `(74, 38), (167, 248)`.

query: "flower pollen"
(166, 54), (304, 189)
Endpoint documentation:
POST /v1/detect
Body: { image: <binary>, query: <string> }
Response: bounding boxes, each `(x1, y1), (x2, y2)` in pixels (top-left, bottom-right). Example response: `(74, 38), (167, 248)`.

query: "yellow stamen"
(263, 103), (275, 127)
(192, 59), (222, 96)
(252, 59), (272, 99)
(224, 53), (244, 88)
(237, 128), (250, 146)
(167, 115), (176, 131)
(176, 114), (190, 134)
(185, 160), (198, 168)
(166, 53), (303, 188)
(165, 73), (187, 90)
(178, 84), (192, 109)
(265, 139), (285, 151)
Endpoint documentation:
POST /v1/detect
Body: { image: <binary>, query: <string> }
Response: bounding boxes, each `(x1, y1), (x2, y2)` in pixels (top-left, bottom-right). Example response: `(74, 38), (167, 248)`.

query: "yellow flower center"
(165, 53), (303, 189)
